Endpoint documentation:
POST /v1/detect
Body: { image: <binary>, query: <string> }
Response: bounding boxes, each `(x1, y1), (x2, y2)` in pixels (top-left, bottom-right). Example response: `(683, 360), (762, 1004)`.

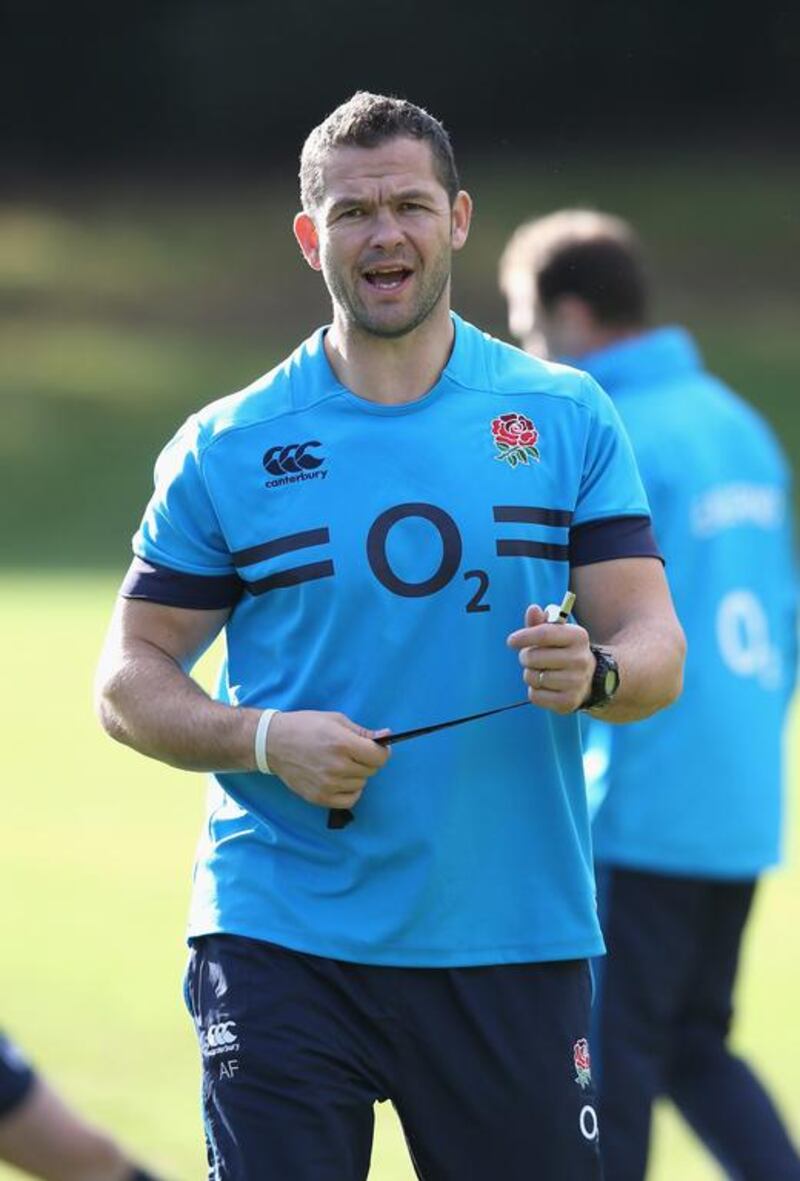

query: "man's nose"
(368, 206), (405, 250)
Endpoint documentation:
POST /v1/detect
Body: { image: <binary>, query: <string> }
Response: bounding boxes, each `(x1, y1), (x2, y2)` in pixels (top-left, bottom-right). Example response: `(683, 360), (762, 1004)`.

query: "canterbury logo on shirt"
(263, 441), (324, 476)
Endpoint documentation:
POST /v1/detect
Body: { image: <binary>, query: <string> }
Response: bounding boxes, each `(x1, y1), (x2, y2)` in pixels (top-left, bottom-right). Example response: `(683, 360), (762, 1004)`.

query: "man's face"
(295, 137), (471, 339)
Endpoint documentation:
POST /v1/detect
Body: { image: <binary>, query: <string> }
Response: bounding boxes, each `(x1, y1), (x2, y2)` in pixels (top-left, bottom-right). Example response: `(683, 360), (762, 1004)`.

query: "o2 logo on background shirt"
(716, 589), (782, 690)
(579, 1105), (599, 1142)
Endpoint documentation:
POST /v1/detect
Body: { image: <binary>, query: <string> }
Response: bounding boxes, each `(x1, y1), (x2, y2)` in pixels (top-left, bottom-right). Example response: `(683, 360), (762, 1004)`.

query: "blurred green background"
(3, 151), (799, 570)
(1, 150), (798, 1179)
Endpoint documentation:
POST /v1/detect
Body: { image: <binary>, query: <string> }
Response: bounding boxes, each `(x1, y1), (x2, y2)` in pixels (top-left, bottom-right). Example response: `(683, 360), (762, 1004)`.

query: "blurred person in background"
(0, 1032), (164, 1181)
(500, 208), (800, 1180)
(94, 94), (685, 1180)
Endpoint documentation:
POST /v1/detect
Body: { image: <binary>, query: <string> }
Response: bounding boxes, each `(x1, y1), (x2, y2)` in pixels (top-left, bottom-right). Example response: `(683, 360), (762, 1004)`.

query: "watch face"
(583, 647), (619, 710)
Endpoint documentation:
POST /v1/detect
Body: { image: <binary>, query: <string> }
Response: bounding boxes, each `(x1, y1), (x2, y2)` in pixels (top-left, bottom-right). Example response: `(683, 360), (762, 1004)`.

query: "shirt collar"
(297, 311), (476, 415)
(570, 327), (703, 397)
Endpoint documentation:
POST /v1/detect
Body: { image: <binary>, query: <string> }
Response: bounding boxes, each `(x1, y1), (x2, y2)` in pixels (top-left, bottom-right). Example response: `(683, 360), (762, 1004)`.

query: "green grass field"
(1, 571), (798, 1179)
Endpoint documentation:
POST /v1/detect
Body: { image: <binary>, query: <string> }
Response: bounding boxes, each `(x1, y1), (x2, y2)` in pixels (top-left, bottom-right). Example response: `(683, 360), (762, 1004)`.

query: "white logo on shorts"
(579, 1104), (599, 1141)
(202, 1020), (240, 1056)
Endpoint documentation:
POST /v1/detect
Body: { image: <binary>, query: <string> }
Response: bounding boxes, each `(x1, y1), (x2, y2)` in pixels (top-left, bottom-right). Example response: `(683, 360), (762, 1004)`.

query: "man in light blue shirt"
(501, 208), (799, 1180)
(96, 102), (684, 1180)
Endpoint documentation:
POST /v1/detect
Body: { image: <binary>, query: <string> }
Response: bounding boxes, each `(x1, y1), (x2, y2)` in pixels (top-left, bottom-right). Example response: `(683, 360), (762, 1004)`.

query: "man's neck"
(578, 324), (643, 358)
(324, 300), (455, 405)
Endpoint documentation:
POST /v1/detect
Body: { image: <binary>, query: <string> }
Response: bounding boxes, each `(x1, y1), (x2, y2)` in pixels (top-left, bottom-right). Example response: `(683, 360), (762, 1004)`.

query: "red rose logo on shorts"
(490, 413), (540, 467)
(573, 1038), (592, 1089)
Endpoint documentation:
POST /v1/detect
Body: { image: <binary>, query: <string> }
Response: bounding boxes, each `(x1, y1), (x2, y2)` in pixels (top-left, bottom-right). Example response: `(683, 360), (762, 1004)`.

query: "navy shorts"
(593, 869), (800, 1180)
(0, 1033), (36, 1119)
(185, 934), (603, 1180)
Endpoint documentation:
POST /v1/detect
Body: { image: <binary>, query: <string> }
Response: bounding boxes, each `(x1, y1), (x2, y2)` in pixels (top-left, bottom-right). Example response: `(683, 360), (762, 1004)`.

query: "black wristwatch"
(581, 645), (620, 710)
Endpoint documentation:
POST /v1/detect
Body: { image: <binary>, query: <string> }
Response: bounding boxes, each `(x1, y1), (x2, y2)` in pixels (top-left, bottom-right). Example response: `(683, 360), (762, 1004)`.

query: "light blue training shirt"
(124, 314), (658, 965)
(581, 327), (797, 878)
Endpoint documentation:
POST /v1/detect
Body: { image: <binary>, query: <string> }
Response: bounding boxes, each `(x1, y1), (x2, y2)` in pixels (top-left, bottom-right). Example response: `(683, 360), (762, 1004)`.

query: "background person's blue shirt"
(125, 315), (656, 966)
(581, 327), (798, 878)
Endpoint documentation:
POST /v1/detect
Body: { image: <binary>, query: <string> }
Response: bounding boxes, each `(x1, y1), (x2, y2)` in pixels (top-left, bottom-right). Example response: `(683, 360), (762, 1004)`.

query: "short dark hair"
(499, 210), (649, 327)
(299, 91), (459, 212)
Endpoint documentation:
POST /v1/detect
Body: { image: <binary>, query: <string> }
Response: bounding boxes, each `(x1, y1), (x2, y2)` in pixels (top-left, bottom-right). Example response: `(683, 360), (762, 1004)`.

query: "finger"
(518, 642), (584, 669)
(524, 667), (570, 691)
(525, 684), (577, 714)
(507, 627), (533, 650)
(322, 774), (366, 796)
(335, 721), (392, 769)
(347, 737), (392, 772)
(536, 622), (586, 647)
(509, 621), (587, 652)
(372, 727), (394, 750)
(340, 716), (385, 739)
(520, 650), (557, 671)
(525, 603), (547, 628)
(506, 605), (546, 649)
(327, 785), (365, 807)
(507, 622), (560, 650)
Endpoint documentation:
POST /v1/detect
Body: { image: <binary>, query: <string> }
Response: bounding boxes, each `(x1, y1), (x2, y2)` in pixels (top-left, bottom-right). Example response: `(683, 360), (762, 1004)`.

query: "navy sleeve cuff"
(569, 515), (662, 568)
(0, 1036), (36, 1118)
(120, 557), (244, 609)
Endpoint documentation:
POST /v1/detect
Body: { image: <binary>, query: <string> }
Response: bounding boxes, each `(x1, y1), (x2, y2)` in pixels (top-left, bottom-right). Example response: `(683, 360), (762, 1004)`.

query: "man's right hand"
(266, 711), (391, 813)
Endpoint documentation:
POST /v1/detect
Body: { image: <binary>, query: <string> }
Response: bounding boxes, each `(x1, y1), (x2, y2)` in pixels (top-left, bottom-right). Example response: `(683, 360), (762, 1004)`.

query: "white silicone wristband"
(254, 709), (280, 775)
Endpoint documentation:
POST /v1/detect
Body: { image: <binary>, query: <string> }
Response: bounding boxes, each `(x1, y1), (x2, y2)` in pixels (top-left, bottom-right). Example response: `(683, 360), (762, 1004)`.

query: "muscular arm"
(94, 598), (256, 771)
(95, 597), (390, 810)
(507, 557), (685, 722)
(572, 556), (686, 722)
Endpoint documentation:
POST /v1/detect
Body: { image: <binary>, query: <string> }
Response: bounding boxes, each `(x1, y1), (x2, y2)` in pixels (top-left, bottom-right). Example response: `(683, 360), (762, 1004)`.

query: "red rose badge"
(491, 412), (540, 467)
(573, 1038), (592, 1089)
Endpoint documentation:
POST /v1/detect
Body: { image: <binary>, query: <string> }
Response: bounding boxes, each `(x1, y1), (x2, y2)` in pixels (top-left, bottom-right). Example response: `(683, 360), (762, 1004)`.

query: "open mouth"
(362, 266), (413, 291)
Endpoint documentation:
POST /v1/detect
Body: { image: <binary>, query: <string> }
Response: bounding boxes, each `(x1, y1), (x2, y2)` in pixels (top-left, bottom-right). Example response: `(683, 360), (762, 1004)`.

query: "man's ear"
(293, 211), (322, 271)
(450, 190), (473, 253)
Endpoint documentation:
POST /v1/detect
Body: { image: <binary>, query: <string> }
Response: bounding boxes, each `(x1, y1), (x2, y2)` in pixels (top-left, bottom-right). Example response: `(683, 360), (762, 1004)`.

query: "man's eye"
(399, 202), (423, 212)
(339, 208), (364, 219)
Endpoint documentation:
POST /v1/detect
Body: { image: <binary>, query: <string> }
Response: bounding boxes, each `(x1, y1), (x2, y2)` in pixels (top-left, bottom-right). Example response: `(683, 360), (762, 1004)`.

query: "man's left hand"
(506, 604), (594, 714)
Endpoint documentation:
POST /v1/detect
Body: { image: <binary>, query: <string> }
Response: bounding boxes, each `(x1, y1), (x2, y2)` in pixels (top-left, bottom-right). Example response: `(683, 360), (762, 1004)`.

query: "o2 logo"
(716, 590), (781, 689)
(366, 502), (492, 613)
(242, 500), (570, 605)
